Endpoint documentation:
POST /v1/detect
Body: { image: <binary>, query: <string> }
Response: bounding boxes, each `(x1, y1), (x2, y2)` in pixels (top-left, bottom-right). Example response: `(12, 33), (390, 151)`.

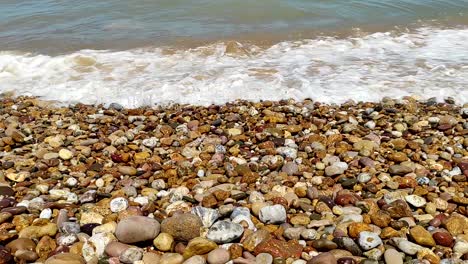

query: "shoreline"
(0, 96), (467, 263)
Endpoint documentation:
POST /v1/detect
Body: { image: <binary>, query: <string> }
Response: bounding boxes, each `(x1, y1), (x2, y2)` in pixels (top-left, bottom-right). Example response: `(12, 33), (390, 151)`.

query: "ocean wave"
(1, 27), (467, 107)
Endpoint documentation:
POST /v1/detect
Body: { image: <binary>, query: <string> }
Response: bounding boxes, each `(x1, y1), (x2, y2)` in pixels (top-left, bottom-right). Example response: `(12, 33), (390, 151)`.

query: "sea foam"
(1, 27), (467, 107)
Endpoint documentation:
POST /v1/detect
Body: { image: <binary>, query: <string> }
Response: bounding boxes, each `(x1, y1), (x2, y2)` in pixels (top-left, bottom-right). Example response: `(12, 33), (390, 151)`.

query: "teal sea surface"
(1, 0), (467, 106)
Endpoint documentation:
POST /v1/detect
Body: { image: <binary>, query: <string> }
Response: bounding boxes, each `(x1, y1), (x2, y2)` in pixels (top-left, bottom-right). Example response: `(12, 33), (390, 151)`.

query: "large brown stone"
(115, 216), (160, 243)
(253, 238), (302, 258)
(182, 237), (217, 259)
(6, 238), (36, 254)
(44, 253), (85, 264)
(371, 210), (392, 228)
(307, 252), (337, 264)
(433, 232), (454, 247)
(161, 213), (202, 242)
(384, 200), (413, 218)
(409, 226), (435, 247)
(444, 214), (468, 236)
(242, 229), (271, 252)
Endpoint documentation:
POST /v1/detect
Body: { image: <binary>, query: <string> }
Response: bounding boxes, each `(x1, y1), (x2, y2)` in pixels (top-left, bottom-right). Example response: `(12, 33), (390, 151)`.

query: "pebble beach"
(0, 96), (466, 264)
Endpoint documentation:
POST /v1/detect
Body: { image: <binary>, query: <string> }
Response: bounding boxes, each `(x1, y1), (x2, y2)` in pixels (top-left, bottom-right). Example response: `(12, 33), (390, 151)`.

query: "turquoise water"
(1, 1), (468, 106)
(1, 0), (468, 52)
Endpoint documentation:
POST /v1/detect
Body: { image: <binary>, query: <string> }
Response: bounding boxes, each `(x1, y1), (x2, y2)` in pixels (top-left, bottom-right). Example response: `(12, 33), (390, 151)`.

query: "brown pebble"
(1, 206), (27, 215)
(432, 232), (454, 247)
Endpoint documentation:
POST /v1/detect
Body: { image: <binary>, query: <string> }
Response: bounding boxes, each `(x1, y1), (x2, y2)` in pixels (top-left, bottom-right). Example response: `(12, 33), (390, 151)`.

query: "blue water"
(1, 0), (468, 52)
(1, 1), (468, 106)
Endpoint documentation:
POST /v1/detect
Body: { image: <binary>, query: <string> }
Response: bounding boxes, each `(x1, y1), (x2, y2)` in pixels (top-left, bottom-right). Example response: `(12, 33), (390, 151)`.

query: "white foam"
(1, 27), (467, 107)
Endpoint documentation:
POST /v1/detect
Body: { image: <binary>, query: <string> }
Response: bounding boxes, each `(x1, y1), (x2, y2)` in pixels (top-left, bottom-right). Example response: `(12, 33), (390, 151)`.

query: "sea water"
(1, 0), (468, 107)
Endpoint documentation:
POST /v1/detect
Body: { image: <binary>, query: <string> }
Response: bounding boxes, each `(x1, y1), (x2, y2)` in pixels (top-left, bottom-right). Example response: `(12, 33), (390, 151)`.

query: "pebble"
(120, 247), (143, 263)
(160, 253), (184, 264)
(118, 166), (137, 176)
(115, 216), (160, 243)
(143, 252), (161, 264)
(39, 208), (52, 219)
(183, 237), (217, 259)
(308, 252), (337, 264)
(192, 206), (220, 228)
(301, 229), (318, 240)
(358, 231), (382, 250)
(325, 162), (348, 176)
(185, 255), (207, 264)
(357, 173), (372, 183)
(44, 253), (85, 264)
(383, 249), (403, 264)
(259, 204), (287, 224)
(161, 213), (203, 241)
(207, 220), (244, 243)
(142, 137), (158, 148)
(58, 149), (73, 160)
(207, 248), (231, 264)
(391, 238), (424, 255)
(105, 241), (130, 257)
(405, 195), (426, 207)
(432, 232), (454, 247)
(110, 197), (129, 212)
(453, 240), (468, 255)
(256, 253), (274, 264)
(153, 233), (174, 252)
(0, 97), (466, 263)
(409, 225), (435, 247)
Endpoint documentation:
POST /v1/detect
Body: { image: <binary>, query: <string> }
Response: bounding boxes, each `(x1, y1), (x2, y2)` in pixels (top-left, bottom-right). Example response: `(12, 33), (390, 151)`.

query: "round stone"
(58, 149), (73, 160)
(65, 177), (78, 187)
(405, 195), (426, 208)
(160, 213), (203, 242)
(119, 247), (143, 264)
(259, 204), (287, 224)
(105, 241), (130, 257)
(159, 253), (184, 264)
(206, 220), (244, 243)
(39, 208), (52, 219)
(256, 253), (273, 264)
(384, 248), (403, 264)
(433, 232), (454, 247)
(185, 255), (206, 264)
(207, 248), (230, 264)
(358, 231), (382, 250)
(308, 252), (336, 264)
(110, 197), (129, 213)
(44, 253), (85, 264)
(183, 237), (217, 259)
(153, 233), (174, 252)
(115, 216), (160, 243)
(357, 173), (372, 183)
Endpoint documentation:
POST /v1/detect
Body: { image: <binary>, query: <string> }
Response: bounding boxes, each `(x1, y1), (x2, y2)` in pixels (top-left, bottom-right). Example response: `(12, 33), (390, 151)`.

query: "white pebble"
(16, 201), (30, 208)
(405, 195), (427, 208)
(36, 184), (49, 193)
(66, 177), (78, 187)
(67, 193), (79, 203)
(365, 121), (376, 129)
(39, 208), (52, 219)
(142, 137), (158, 148)
(58, 149), (73, 160)
(110, 197), (129, 212)
(357, 173), (371, 183)
(95, 178), (104, 188)
(259, 204), (286, 224)
(358, 231), (382, 250)
(292, 260), (307, 264)
(197, 169), (205, 177)
(133, 196), (149, 206)
(151, 179), (166, 190)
